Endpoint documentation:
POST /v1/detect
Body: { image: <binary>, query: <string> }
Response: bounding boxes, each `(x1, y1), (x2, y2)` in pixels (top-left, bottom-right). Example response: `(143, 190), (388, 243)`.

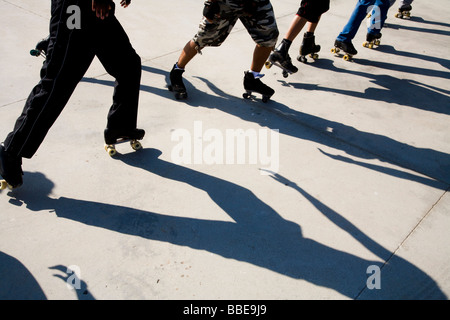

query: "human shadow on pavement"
(10, 164), (447, 299)
(375, 45), (450, 70)
(297, 58), (450, 115)
(192, 76), (450, 186)
(387, 18), (450, 37)
(82, 64), (450, 186)
(0, 251), (47, 300)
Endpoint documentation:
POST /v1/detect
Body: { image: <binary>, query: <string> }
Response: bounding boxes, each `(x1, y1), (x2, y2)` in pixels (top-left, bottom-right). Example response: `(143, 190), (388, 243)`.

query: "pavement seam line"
(355, 186), (450, 299)
(1, 0), (48, 19)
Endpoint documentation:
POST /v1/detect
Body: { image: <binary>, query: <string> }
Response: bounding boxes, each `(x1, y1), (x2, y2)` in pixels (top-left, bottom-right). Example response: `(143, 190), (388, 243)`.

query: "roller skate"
(30, 36), (50, 58)
(363, 33), (382, 49)
(331, 40), (357, 61)
(298, 32), (320, 63)
(104, 128), (145, 157)
(395, 5), (412, 19)
(242, 71), (274, 103)
(0, 143), (23, 190)
(168, 63), (188, 100)
(266, 39), (298, 78)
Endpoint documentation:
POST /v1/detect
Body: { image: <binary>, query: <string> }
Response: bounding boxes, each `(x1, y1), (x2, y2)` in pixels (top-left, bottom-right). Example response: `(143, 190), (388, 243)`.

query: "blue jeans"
(337, 0), (391, 42)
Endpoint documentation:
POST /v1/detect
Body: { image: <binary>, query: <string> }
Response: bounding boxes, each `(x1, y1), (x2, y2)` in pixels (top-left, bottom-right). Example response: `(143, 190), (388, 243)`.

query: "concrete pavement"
(0, 0), (449, 300)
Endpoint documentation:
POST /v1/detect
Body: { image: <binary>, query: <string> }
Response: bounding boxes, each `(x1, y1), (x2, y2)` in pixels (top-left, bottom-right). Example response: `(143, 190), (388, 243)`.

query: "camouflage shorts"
(193, 0), (279, 49)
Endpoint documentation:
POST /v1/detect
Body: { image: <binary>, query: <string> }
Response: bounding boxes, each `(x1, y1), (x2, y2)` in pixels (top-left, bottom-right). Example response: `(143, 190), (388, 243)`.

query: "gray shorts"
(193, 0), (279, 49)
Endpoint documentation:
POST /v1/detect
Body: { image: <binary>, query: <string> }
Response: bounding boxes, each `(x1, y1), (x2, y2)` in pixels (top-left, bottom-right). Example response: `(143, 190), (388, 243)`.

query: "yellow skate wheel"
(131, 140), (142, 151)
(265, 61), (272, 69)
(343, 55), (350, 61)
(105, 145), (117, 157)
(311, 53), (319, 59)
(1, 180), (8, 190)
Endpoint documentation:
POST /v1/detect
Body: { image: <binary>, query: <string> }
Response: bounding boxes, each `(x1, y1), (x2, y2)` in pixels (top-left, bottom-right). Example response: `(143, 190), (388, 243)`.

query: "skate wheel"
(0, 180), (7, 190)
(243, 92), (251, 100)
(375, 40), (380, 46)
(265, 61), (273, 69)
(131, 140), (142, 151)
(343, 55), (351, 61)
(331, 48), (339, 54)
(105, 145), (117, 157)
(30, 49), (40, 57)
(282, 71), (289, 78)
(311, 53), (319, 60)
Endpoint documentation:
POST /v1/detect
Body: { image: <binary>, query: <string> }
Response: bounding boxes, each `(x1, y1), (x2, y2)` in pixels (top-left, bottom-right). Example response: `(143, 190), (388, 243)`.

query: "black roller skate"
(0, 143), (23, 190)
(168, 64), (188, 100)
(363, 33), (382, 49)
(395, 5), (412, 19)
(104, 128), (145, 157)
(266, 39), (298, 78)
(242, 71), (274, 103)
(30, 36), (50, 58)
(298, 32), (320, 63)
(332, 40), (358, 61)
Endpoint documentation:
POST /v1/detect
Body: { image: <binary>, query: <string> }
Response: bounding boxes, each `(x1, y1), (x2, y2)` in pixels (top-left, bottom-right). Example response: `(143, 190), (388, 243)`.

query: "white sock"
(250, 70), (264, 79)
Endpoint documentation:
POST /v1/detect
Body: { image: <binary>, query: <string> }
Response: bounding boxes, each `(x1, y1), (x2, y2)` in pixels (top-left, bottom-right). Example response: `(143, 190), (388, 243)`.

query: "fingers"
(92, 0), (112, 19)
(120, 0), (131, 8)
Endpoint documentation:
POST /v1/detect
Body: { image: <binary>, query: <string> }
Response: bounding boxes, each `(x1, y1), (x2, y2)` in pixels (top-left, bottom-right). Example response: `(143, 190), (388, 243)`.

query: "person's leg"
(241, 0), (279, 74)
(94, 14), (142, 133)
(4, 0), (95, 159)
(284, 15), (308, 42)
(241, 0), (279, 100)
(169, 2), (239, 99)
(1, 0), (94, 187)
(336, 0), (375, 42)
(177, 41), (198, 69)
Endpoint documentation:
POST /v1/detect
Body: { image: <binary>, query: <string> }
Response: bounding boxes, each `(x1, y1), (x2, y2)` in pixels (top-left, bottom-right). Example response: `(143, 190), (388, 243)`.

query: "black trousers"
(4, 0), (142, 159)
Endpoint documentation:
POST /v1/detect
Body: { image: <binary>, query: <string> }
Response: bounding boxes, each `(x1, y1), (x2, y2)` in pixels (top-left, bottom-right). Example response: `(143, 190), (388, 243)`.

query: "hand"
(120, 0), (131, 8)
(92, 0), (113, 19)
(203, 0), (220, 22)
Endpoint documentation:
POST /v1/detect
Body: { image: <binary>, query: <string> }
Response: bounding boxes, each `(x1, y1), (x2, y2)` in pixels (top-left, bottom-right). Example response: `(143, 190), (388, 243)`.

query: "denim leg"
(337, 0), (376, 42)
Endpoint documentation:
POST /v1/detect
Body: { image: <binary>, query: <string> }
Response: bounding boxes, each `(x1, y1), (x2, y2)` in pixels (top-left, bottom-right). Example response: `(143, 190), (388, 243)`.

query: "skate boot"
(298, 32), (321, 63)
(242, 71), (275, 103)
(0, 143), (23, 190)
(104, 128), (145, 157)
(363, 33), (382, 49)
(168, 63), (188, 100)
(332, 40), (357, 61)
(395, 4), (412, 19)
(30, 36), (50, 58)
(266, 39), (298, 78)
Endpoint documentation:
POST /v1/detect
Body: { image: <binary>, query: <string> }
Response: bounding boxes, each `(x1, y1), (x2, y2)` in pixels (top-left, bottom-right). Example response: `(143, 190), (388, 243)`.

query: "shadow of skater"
(0, 251), (47, 300)
(266, 172), (448, 299)
(81, 64), (450, 186)
(9, 152), (446, 299)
